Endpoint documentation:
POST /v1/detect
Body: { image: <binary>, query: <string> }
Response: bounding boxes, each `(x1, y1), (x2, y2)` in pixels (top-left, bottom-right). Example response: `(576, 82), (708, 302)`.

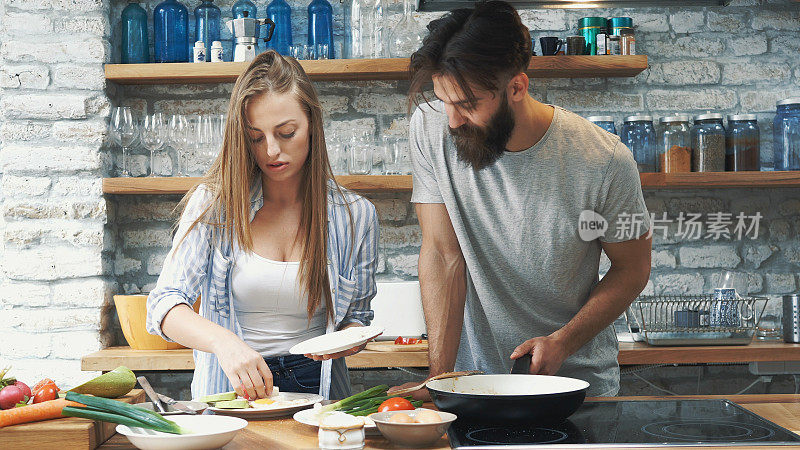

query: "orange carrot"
(0, 398), (81, 427)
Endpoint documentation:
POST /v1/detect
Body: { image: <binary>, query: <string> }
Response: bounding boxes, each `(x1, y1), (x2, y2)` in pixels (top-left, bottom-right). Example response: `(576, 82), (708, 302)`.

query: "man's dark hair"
(407, 0), (531, 111)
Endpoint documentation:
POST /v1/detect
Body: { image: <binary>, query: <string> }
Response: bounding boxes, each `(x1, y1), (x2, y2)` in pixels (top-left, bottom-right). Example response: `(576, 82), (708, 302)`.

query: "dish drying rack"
(624, 294), (768, 346)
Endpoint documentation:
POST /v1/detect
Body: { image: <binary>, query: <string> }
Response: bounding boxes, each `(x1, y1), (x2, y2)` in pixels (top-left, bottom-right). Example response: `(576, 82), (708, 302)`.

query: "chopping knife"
(157, 393), (198, 415)
(137, 376), (167, 413)
(510, 354), (532, 374)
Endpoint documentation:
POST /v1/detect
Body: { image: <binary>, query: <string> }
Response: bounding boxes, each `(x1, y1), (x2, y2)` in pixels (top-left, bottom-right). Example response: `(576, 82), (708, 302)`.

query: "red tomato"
(394, 337), (420, 345)
(378, 397), (415, 412)
(32, 379), (59, 404)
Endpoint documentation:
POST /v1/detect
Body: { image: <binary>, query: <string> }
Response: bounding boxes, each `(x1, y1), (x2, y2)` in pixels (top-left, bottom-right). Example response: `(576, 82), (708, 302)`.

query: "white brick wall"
(0, 0), (109, 385)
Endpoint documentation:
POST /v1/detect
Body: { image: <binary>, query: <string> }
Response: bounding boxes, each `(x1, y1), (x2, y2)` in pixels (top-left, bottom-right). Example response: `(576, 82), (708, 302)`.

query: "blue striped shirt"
(146, 179), (378, 400)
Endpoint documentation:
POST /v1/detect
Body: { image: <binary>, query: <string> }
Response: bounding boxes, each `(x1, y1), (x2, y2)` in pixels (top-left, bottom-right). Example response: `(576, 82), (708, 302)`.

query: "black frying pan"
(426, 373), (589, 424)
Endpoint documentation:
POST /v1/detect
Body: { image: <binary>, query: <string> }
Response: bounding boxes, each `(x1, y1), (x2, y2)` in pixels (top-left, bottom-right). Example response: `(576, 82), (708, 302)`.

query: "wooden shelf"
(103, 172), (800, 195)
(82, 341), (800, 372)
(104, 55), (648, 84)
(102, 175), (412, 195)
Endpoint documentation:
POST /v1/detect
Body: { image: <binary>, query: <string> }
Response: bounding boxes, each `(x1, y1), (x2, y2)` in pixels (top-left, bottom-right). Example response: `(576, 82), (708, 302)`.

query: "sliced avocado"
(199, 391), (237, 403)
(69, 366), (136, 398)
(213, 399), (249, 409)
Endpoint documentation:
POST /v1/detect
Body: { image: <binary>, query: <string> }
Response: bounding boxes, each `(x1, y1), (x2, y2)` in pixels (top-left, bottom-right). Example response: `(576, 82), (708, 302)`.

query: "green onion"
(321, 384), (388, 413)
(62, 406), (184, 434)
(65, 391), (190, 434)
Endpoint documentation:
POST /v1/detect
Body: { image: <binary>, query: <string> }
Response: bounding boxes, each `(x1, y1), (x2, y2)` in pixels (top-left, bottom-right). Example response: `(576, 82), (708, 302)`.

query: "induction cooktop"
(448, 399), (800, 448)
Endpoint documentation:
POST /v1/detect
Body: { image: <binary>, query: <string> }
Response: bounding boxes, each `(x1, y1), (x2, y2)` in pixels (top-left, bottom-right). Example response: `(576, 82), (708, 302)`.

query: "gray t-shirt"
(410, 102), (650, 396)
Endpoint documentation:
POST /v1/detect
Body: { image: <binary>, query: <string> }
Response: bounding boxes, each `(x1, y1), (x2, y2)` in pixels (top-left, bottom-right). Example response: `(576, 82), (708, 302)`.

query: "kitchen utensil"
(137, 376), (167, 413)
(116, 415), (247, 450)
(289, 325), (383, 356)
(204, 392), (323, 418)
(510, 353), (532, 374)
(158, 393), (198, 414)
(370, 408), (457, 447)
(539, 36), (563, 56)
(390, 371), (483, 397)
(783, 294), (800, 343)
(135, 399), (208, 415)
(426, 374), (589, 424)
(226, 12), (275, 62)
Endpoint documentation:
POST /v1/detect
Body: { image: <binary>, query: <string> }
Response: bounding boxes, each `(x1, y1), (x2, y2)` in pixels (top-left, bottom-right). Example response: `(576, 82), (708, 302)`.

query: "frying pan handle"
(511, 354), (532, 374)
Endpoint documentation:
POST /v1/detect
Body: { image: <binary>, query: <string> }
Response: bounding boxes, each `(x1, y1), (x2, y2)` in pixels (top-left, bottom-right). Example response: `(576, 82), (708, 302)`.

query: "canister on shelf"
(609, 17), (634, 36)
(773, 98), (800, 171)
(578, 17), (606, 55)
(691, 112), (725, 172)
(587, 116), (616, 135)
(621, 115), (656, 173)
(726, 114), (760, 171)
(210, 40), (224, 62)
(608, 35), (621, 55)
(659, 115), (692, 173)
(621, 34), (635, 55)
(193, 40), (206, 63)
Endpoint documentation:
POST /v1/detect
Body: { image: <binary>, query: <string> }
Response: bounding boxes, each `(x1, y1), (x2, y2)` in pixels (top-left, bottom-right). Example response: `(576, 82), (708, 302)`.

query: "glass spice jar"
(621, 115), (656, 173)
(659, 115), (692, 173)
(726, 114), (760, 171)
(773, 98), (800, 171)
(587, 116), (617, 135)
(691, 113), (726, 172)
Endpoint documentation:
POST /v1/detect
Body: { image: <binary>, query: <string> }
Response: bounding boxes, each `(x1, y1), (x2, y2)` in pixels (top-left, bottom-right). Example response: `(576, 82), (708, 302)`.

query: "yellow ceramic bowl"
(114, 294), (199, 350)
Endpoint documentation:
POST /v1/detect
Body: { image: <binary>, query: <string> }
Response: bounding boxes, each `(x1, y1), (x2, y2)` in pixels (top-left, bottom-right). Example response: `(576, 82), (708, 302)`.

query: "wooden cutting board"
(0, 389), (145, 450)
(365, 340), (428, 352)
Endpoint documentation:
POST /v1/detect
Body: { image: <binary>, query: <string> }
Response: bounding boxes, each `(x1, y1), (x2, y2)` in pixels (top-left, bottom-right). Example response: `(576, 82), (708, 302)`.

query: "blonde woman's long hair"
(176, 50), (343, 322)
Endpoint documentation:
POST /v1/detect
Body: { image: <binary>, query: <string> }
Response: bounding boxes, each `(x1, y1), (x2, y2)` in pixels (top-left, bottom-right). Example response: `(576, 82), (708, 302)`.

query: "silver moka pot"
(226, 12), (275, 62)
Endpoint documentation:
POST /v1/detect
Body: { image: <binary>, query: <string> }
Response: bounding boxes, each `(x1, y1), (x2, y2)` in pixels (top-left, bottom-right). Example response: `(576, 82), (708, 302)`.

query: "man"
(390, 1), (652, 398)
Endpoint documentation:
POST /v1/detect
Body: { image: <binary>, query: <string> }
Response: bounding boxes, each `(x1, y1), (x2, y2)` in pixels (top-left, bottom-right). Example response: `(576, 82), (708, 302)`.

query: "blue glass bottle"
(266, 0), (292, 56)
(154, 0), (189, 63)
(232, 0), (257, 19)
(308, 0), (334, 59)
(194, 0), (221, 62)
(121, 1), (149, 63)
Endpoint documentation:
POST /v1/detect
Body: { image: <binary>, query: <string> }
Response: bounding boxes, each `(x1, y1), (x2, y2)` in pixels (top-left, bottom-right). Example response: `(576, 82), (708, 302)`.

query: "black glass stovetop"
(448, 400), (800, 448)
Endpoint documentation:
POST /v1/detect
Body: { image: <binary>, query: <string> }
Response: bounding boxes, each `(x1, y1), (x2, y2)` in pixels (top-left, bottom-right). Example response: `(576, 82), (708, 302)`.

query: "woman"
(146, 50), (379, 401)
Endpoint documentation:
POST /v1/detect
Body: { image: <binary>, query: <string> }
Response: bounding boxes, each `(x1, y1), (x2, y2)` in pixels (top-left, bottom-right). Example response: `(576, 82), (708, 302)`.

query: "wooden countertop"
(82, 341), (800, 372)
(98, 394), (800, 449)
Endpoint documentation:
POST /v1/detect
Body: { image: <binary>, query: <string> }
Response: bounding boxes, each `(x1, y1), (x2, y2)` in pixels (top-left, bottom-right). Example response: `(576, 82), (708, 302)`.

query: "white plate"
(293, 408), (380, 435)
(202, 392), (323, 419)
(289, 325), (384, 356)
(116, 414), (247, 450)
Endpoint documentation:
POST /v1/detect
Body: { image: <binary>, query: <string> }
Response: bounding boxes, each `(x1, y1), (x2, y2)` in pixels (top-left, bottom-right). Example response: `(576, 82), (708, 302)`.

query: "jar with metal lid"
(659, 115), (692, 173)
(587, 116), (616, 135)
(609, 17), (633, 36)
(621, 115), (656, 172)
(726, 114), (760, 171)
(578, 17), (606, 55)
(691, 113), (725, 172)
(773, 98), (800, 171)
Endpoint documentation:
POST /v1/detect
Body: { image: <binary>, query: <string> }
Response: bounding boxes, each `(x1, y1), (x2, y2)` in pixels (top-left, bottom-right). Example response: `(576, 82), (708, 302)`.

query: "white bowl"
(370, 408), (457, 448)
(116, 415), (248, 450)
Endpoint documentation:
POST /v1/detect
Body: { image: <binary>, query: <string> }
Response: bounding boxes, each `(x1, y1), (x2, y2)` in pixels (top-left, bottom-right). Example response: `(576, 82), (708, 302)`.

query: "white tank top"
(230, 244), (327, 356)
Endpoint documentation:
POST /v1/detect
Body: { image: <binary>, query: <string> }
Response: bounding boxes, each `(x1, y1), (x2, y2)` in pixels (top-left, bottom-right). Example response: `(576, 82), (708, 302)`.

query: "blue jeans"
(264, 354), (321, 394)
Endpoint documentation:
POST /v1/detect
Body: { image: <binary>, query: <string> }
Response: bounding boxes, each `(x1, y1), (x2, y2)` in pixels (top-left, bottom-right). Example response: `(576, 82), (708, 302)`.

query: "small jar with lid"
(659, 115), (692, 173)
(773, 98), (800, 171)
(621, 115), (656, 172)
(587, 116), (616, 135)
(609, 17), (634, 36)
(726, 114), (760, 171)
(691, 113), (725, 172)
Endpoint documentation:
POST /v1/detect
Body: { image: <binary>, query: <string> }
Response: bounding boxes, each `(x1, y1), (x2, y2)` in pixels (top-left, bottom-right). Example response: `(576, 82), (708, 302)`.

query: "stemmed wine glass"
(168, 114), (188, 176)
(141, 113), (166, 177)
(110, 106), (138, 177)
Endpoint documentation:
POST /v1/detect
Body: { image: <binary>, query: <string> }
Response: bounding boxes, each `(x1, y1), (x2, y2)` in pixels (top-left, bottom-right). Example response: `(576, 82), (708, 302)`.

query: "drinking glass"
(316, 43), (329, 60)
(197, 114), (218, 170)
(348, 132), (372, 175)
(168, 114), (188, 176)
(290, 44), (309, 60)
(185, 115), (201, 176)
(141, 113), (166, 177)
(110, 106), (138, 177)
(382, 137), (404, 175)
(756, 313), (782, 340)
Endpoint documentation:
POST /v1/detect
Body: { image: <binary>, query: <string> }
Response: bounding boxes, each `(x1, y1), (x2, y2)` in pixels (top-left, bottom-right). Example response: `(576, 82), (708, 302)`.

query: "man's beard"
(449, 95), (516, 170)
